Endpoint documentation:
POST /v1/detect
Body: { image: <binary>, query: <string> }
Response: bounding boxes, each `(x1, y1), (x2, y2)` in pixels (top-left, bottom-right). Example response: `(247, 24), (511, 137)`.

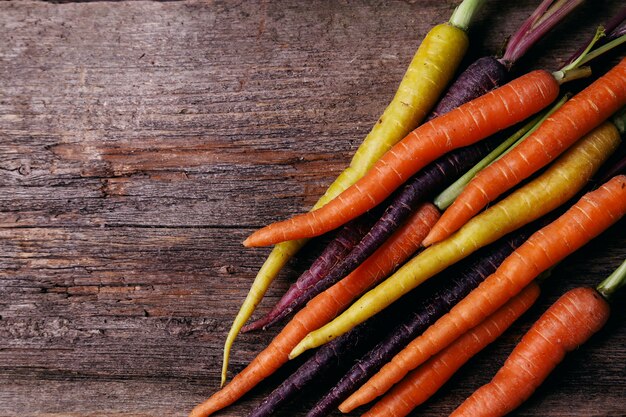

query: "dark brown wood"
(0, 1), (624, 416)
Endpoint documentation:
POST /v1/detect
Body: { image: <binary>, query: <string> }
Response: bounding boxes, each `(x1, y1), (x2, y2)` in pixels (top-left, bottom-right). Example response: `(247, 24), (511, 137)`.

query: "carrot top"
(501, 0), (584, 67)
(596, 258), (626, 300)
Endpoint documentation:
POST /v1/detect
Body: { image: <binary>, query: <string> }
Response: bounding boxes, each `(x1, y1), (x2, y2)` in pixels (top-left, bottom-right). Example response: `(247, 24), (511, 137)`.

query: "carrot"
(246, 308), (391, 417)
(249, 137), (500, 333)
(434, 94), (570, 211)
(244, 69), (560, 248)
(340, 175), (626, 410)
(307, 223), (538, 417)
(362, 282), (540, 417)
(422, 57), (626, 246)
(427, 0), (583, 122)
(450, 257), (626, 417)
(242, 215), (374, 332)
(289, 119), (622, 361)
(189, 204), (439, 417)
(221, 0), (480, 383)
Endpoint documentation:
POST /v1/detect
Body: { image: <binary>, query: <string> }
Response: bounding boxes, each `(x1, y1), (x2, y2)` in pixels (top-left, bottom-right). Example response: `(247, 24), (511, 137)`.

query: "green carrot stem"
(596, 258), (626, 300)
(552, 66), (592, 84)
(434, 94), (569, 210)
(578, 33), (626, 67)
(449, 0), (487, 31)
(560, 26), (605, 73)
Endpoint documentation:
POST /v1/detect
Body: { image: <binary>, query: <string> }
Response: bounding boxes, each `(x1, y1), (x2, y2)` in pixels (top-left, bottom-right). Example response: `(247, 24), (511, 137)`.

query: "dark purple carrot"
(426, 56), (506, 121)
(246, 301), (398, 417)
(242, 215), (374, 333)
(427, 0), (582, 122)
(246, 136), (500, 332)
(305, 224), (540, 417)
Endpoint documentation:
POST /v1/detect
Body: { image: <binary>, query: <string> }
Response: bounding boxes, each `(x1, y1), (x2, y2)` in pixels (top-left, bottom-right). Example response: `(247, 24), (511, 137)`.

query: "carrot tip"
(288, 343), (306, 360)
(421, 234), (437, 247)
(242, 236), (254, 247)
(338, 399), (357, 413)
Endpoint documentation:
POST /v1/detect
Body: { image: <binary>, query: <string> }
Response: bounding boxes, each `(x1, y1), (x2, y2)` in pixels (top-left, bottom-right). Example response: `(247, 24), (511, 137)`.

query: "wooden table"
(1, 1), (624, 416)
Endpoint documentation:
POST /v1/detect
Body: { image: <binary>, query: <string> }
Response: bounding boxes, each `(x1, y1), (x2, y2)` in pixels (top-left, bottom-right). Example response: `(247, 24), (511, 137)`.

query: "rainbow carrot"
(190, 204), (439, 417)
(450, 257), (626, 417)
(363, 282), (540, 417)
(247, 0), (580, 329)
(290, 119), (621, 360)
(244, 69), (560, 247)
(220, 0), (481, 383)
(340, 175), (626, 410)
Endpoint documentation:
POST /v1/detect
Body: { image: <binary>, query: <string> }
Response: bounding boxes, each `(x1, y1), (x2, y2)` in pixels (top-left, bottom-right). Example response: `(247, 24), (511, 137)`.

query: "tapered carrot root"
(244, 70), (560, 247)
(423, 57), (626, 246)
(449, 287), (610, 417)
(189, 204), (439, 417)
(362, 282), (540, 417)
(341, 175), (626, 410)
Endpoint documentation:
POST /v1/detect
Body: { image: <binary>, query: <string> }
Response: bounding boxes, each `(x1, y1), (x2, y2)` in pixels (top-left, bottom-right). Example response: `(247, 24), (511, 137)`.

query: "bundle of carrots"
(191, 1), (626, 416)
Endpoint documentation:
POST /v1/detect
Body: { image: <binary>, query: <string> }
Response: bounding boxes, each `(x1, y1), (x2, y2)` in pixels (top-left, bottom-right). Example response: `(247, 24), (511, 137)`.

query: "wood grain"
(0, 1), (624, 416)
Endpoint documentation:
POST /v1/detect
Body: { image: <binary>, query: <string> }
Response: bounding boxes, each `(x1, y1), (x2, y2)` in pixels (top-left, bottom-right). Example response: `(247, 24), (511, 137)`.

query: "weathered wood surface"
(1, 1), (624, 416)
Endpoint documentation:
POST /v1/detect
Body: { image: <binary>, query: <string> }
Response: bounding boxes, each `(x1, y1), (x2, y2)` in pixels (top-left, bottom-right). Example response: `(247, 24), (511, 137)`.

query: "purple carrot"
(246, 303), (396, 417)
(242, 215), (375, 332)
(427, 0), (582, 122)
(305, 225), (539, 417)
(426, 56), (506, 121)
(247, 136), (500, 332)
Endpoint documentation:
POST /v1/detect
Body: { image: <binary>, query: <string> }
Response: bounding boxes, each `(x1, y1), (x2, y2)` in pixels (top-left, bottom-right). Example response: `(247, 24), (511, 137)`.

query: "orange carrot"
(243, 70), (559, 247)
(423, 57), (626, 246)
(188, 204), (439, 417)
(340, 175), (626, 410)
(449, 286), (610, 417)
(362, 282), (540, 417)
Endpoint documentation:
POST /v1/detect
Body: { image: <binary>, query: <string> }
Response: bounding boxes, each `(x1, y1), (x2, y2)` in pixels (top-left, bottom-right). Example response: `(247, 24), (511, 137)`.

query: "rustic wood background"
(1, 1), (625, 416)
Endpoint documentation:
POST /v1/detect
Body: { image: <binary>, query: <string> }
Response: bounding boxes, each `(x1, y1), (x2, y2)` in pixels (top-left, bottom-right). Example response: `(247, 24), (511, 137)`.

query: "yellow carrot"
(221, 0), (480, 384)
(289, 120), (621, 359)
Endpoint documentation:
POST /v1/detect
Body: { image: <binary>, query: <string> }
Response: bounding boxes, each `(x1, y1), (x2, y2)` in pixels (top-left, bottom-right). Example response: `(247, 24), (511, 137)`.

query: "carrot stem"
(578, 33), (626, 67)
(434, 94), (569, 210)
(565, 7), (626, 66)
(552, 66), (592, 84)
(502, 0), (584, 66)
(560, 26), (606, 73)
(449, 0), (487, 31)
(596, 258), (626, 300)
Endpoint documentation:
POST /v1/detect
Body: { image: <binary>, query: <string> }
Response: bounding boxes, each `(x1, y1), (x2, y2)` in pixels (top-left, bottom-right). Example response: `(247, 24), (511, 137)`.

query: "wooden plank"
(0, 0), (624, 416)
